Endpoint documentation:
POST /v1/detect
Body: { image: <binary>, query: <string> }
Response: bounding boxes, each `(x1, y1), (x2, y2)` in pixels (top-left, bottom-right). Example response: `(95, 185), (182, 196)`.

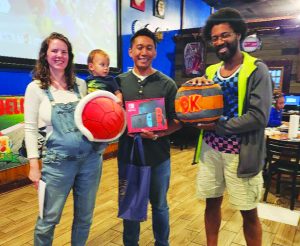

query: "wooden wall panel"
(174, 28), (300, 93)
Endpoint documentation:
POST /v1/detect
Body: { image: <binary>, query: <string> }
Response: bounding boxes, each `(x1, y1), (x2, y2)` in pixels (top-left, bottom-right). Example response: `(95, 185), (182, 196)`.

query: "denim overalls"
(34, 86), (106, 246)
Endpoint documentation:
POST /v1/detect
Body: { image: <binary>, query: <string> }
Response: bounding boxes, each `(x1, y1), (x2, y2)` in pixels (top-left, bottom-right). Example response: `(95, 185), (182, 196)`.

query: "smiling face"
(275, 96), (285, 110)
(46, 38), (69, 74)
(88, 53), (110, 77)
(129, 35), (157, 74)
(211, 23), (240, 62)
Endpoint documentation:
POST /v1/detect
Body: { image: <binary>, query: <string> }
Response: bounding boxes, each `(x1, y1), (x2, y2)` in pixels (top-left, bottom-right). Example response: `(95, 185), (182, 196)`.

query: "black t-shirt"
(116, 70), (178, 166)
(86, 75), (120, 94)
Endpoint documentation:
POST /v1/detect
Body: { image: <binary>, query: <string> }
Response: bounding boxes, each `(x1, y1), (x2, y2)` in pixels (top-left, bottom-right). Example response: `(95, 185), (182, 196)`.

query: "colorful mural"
(0, 96), (27, 170)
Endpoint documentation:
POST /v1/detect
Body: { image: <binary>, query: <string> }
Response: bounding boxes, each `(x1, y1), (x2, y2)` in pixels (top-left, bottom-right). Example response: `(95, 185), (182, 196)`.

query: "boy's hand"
(128, 129), (159, 140)
(140, 129), (158, 140)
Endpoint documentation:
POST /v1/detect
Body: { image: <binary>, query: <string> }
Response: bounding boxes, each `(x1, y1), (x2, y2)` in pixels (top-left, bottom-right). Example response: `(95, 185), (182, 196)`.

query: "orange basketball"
(175, 83), (224, 123)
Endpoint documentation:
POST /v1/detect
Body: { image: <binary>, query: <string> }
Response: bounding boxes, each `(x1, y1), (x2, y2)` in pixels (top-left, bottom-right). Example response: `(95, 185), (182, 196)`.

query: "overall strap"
(44, 88), (55, 102)
(44, 81), (81, 103)
(73, 82), (82, 99)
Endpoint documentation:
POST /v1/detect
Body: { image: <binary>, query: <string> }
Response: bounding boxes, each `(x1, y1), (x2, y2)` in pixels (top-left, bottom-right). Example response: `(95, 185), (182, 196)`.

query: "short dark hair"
(273, 92), (284, 101)
(203, 7), (247, 41)
(130, 28), (157, 48)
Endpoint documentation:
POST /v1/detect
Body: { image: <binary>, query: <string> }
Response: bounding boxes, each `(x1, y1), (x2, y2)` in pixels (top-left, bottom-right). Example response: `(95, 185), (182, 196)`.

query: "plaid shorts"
(196, 141), (263, 211)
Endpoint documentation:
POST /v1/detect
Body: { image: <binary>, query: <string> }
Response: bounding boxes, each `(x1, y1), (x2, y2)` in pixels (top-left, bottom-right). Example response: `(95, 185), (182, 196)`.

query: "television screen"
(284, 95), (300, 106)
(0, 0), (119, 69)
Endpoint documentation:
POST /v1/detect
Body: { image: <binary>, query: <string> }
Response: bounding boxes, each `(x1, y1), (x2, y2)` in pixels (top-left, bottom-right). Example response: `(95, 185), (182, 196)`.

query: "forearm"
(216, 64), (272, 136)
(115, 91), (123, 105)
(157, 119), (182, 137)
(28, 158), (41, 189)
(29, 158), (40, 168)
(216, 110), (267, 135)
(138, 119), (182, 140)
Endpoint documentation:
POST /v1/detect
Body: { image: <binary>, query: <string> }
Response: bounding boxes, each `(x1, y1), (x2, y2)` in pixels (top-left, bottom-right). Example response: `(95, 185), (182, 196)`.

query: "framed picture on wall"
(268, 67), (284, 92)
(154, 0), (165, 19)
(182, 38), (206, 77)
(265, 60), (292, 94)
(130, 0), (145, 12)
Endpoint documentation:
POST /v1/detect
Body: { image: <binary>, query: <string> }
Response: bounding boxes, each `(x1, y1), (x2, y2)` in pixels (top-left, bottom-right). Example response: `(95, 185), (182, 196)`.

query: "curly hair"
(203, 7), (247, 42)
(33, 32), (75, 90)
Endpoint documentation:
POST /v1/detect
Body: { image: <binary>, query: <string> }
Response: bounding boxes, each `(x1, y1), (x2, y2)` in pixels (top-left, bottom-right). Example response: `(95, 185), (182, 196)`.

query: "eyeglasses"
(210, 32), (235, 44)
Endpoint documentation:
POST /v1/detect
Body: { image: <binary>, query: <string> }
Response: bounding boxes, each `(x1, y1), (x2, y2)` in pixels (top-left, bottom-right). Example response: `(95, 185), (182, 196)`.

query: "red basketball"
(82, 97), (125, 140)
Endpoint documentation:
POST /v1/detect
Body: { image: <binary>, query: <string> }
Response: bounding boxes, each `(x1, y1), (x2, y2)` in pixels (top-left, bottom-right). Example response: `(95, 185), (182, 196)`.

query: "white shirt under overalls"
(24, 78), (87, 159)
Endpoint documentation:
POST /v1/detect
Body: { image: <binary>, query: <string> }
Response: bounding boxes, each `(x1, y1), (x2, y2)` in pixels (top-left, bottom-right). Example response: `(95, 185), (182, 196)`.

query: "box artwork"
(125, 98), (167, 133)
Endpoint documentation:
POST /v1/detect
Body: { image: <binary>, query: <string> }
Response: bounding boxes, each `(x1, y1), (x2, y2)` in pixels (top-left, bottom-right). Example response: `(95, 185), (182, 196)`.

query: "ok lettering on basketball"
(179, 95), (201, 113)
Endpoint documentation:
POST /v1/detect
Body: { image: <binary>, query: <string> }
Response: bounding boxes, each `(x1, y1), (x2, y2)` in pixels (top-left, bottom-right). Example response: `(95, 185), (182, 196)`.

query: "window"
(265, 60), (292, 94)
(269, 67), (284, 91)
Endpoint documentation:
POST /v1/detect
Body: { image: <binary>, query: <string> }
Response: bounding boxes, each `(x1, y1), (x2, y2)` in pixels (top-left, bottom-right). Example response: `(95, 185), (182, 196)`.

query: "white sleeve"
(76, 77), (87, 97)
(24, 81), (43, 159)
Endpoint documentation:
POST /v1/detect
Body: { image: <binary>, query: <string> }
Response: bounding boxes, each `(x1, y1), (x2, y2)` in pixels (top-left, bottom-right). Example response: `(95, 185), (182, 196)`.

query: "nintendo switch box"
(125, 98), (168, 133)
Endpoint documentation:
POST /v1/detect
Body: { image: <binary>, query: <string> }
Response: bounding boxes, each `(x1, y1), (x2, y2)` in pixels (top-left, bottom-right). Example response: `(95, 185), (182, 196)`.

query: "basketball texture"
(75, 90), (126, 142)
(175, 83), (224, 123)
(82, 97), (125, 139)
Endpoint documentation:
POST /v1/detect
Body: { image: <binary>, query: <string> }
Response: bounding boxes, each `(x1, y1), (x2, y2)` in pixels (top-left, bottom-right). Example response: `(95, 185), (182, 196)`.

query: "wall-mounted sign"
(242, 34), (262, 53)
(0, 96), (27, 170)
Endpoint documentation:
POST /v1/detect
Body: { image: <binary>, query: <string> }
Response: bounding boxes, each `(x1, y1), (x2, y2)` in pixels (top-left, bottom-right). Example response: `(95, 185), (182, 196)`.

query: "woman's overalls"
(34, 86), (106, 246)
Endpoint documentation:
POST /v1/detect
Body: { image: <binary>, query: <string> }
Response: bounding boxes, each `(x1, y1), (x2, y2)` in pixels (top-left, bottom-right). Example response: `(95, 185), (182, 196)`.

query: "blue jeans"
(34, 152), (102, 246)
(123, 159), (171, 246)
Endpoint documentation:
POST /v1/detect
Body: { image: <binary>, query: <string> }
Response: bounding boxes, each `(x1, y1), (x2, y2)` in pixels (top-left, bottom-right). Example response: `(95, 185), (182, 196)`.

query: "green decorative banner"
(0, 96), (27, 171)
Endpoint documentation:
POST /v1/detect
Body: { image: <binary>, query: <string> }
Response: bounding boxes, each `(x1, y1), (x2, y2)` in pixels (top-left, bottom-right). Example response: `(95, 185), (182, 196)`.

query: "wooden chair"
(263, 137), (300, 210)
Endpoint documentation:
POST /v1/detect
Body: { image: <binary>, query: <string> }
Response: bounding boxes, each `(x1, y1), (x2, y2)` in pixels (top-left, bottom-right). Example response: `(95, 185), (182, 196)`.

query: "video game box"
(125, 98), (167, 133)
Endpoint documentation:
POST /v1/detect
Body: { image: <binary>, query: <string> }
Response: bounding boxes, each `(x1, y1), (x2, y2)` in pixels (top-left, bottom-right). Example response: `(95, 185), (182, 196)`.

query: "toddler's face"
(89, 54), (110, 77)
(275, 97), (285, 110)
